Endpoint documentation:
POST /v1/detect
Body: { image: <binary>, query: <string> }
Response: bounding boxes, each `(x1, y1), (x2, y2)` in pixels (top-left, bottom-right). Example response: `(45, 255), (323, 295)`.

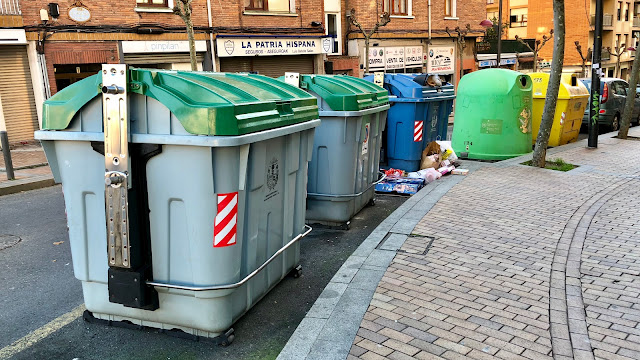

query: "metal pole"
(0, 95), (14, 180)
(588, 0), (603, 148)
(497, 0), (503, 67)
(0, 131), (14, 181)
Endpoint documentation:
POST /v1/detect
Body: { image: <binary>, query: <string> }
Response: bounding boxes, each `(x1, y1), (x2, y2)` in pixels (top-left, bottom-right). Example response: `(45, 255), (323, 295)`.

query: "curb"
(277, 160), (486, 360)
(0, 175), (56, 196)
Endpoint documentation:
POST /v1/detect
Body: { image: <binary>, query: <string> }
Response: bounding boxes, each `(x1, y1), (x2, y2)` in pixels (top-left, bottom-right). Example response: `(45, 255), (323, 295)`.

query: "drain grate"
(0, 235), (22, 250)
(397, 234), (434, 256)
(377, 232), (435, 256)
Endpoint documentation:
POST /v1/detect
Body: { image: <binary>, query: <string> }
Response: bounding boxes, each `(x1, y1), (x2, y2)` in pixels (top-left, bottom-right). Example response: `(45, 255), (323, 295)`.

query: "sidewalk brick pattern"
(349, 135), (640, 360)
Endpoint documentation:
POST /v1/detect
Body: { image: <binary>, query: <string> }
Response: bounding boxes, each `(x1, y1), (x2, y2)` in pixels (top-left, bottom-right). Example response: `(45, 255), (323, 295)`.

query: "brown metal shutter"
(0, 46), (39, 143)
(219, 57), (252, 73)
(220, 55), (315, 77)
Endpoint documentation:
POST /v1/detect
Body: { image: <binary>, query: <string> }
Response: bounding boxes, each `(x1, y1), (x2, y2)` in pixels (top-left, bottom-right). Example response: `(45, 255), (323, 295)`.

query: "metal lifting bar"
(146, 225), (313, 291)
(102, 64), (131, 269)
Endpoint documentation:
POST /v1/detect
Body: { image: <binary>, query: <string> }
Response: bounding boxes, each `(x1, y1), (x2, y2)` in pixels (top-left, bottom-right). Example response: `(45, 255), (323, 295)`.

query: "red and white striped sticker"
(560, 112), (566, 125)
(414, 121), (424, 142)
(214, 192), (238, 248)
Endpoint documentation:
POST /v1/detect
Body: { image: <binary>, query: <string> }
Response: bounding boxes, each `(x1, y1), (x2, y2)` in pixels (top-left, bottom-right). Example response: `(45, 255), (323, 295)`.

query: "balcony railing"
(590, 14), (614, 27)
(634, 17), (640, 27)
(602, 48), (611, 61)
(0, 0), (21, 15)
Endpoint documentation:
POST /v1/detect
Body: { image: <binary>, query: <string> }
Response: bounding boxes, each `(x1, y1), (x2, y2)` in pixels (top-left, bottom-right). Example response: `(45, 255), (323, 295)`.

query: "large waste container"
(364, 73), (455, 172)
(286, 74), (389, 227)
(452, 69), (533, 160)
(34, 65), (320, 340)
(530, 72), (589, 146)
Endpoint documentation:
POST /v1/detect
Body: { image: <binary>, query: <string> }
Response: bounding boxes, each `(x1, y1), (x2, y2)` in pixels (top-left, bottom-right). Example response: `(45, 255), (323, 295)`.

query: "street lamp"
(480, 0), (503, 68)
(479, 19), (493, 28)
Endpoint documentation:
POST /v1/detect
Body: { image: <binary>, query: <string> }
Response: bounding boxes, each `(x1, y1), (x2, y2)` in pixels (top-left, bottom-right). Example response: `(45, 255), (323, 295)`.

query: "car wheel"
(611, 114), (620, 132)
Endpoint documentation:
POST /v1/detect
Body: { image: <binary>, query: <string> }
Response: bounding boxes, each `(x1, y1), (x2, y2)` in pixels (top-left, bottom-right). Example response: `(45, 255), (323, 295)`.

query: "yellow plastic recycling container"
(530, 73), (589, 146)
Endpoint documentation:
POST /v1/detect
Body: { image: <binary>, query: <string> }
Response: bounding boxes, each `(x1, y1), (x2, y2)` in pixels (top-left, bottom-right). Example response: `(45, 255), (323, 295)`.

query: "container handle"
(146, 225), (312, 291)
(306, 171), (386, 199)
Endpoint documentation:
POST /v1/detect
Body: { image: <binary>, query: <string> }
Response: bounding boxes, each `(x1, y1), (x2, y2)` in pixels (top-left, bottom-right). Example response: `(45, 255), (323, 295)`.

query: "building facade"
(0, 1), (39, 143)
(487, 0), (639, 78)
(344, 0), (487, 83)
(1, 0), (488, 143)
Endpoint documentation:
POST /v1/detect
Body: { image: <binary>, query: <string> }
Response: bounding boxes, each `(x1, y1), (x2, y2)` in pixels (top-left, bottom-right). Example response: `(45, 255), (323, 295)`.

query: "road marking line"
(0, 304), (85, 360)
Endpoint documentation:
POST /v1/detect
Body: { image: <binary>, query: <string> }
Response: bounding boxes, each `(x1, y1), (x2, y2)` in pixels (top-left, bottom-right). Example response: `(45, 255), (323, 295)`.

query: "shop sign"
(427, 46), (455, 74)
(479, 60), (497, 68)
(405, 46), (423, 67)
(369, 47), (385, 70)
(216, 37), (328, 57)
(385, 47), (405, 70)
(501, 58), (517, 65)
(122, 41), (207, 53)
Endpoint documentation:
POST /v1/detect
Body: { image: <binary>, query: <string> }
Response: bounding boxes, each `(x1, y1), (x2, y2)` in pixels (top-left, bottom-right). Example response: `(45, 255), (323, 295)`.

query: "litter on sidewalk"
(376, 141), (465, 195)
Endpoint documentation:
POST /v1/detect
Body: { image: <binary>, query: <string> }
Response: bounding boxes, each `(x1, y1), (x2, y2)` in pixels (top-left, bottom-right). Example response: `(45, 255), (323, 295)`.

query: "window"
(136, 0), (168, 7)
(509, 9), (528, 27)
(625, 3), (629, 21)
(384, 0), (409, 16)
(445, 0), (457, 18)
(326, 13), (341, 54)
(245, 0), (266, 10)
(617, 2), (622, 20)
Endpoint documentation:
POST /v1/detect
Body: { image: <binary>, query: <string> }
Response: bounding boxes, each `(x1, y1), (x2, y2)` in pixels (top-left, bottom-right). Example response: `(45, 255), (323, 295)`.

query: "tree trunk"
(364, 36), (370, 74)
(531, 0), (565, 168)
(618, 45), (640, 138)
(533, 52), (537, 72)
(459, 43), (464, 82)
(185, 0), (197, 71)
(176, 0), (197, 71)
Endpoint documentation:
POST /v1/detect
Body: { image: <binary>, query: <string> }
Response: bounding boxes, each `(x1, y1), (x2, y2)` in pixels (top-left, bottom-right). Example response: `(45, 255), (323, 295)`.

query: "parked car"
(579, 78), (640, 131)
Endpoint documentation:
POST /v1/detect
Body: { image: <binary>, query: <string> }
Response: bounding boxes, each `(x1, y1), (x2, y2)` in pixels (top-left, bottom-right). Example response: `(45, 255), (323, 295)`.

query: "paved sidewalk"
(280, 128), (640, 360)
(0, 144), (54, 195)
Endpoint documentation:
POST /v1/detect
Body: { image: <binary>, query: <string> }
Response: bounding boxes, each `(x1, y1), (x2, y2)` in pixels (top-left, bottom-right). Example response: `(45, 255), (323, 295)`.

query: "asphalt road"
(0, 186), (406, 360)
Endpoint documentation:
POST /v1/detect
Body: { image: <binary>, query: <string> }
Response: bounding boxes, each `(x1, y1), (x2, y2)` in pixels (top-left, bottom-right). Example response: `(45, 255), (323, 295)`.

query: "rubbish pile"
(375, 141), (468, 195)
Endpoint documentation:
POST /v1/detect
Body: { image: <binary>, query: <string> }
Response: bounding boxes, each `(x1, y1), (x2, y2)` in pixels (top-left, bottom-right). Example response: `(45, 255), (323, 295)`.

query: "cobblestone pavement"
(349, 132), (640, 360)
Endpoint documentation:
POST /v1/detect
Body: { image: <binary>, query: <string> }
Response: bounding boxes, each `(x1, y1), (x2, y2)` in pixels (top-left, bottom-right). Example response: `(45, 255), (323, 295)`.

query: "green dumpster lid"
(296, 75), (389, 112)
(42, 68), (319, 136)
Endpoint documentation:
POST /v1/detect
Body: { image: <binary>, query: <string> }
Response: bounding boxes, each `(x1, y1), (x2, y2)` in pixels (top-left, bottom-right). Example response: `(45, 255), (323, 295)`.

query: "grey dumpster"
(35, 66), (320, 340)
(285, 75), (389, 228)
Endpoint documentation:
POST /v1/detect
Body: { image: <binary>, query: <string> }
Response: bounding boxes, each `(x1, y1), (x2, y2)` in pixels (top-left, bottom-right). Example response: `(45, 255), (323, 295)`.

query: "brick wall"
(211, 0), (324, 33)
(346, 0), (486, 39)
(20, 0), (209, 28)
(44, 41), (119, 94)
(326, 55), (359, 76)
(527, 0), (589, 66)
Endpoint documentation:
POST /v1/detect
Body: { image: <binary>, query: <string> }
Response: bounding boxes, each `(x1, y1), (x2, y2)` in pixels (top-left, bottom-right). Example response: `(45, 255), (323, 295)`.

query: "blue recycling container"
(365, 74), (455, 172)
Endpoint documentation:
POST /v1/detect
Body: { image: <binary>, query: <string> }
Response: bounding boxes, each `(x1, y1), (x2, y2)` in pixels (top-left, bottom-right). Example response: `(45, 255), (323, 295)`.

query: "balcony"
(601, 48), (611, 61)
(590, 14), (614, 28)
(0, 0), (20, 15)
(634, 17), (640, 28)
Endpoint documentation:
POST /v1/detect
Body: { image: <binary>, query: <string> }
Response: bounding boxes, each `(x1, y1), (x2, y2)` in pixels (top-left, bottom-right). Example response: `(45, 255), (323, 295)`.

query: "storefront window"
(54, 64), (102, 91)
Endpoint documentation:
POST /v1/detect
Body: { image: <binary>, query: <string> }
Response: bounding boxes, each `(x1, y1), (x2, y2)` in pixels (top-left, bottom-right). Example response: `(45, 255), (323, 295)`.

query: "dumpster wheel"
(218, 328), (235, 346)
(289, 264), (303, 278)
(368, 198), (376, 207)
